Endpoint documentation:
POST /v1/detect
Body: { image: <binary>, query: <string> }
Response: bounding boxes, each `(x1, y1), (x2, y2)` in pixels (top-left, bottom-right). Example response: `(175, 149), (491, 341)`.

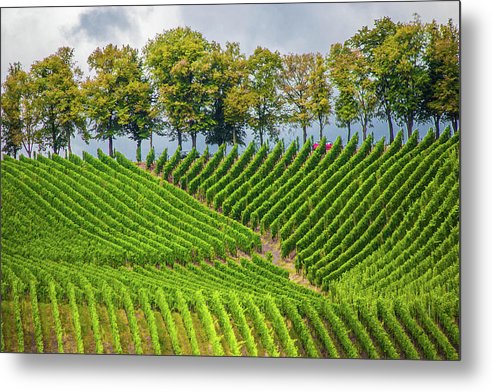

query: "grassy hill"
(1, 128), (460, 359)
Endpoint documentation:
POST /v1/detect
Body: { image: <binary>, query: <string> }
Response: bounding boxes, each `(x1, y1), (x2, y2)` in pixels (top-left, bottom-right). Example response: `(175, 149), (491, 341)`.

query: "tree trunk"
(23, 140), (32, 158)
(67, 129), (72, 154)
(109, 136), (113, 157)
(362, 124), (367, 141)
(347, 122), (351, 142)
(259, 129), (264, 146)
(318, 114), (325, 141)
(191, 132), (197, 149)
(452, 116), (459, 133)
(233, 129), (237, 145)
(52, 122), (58, 155)
(406, 117), (414, 139)
(150, 131), (153, 149)
(177, 130), (183, 150)
(386, 109), (394, 144)
(302, 125), (307, 145)
(136, 139), (142, 162)
(434, 115), (441, 138)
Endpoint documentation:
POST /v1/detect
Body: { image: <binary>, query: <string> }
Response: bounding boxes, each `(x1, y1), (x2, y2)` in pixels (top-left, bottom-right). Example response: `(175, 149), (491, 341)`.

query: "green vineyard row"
(167, 129), (459, 298)
(2, 254), (458, 359)
(1, 129), (460, 358)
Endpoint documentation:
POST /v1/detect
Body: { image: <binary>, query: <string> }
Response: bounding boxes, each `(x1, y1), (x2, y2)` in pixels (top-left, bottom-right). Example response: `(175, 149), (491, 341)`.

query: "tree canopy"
(144, 27), (217, 149)
(1, 16), (459, 159)
(83, 44), (155, 157)
(1, 63), (39, 158)
(31, 47), (87, 155)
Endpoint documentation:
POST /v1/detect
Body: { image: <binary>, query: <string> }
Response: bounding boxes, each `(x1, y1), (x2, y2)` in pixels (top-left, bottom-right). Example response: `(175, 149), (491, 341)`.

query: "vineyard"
(1, 128), (460, 359)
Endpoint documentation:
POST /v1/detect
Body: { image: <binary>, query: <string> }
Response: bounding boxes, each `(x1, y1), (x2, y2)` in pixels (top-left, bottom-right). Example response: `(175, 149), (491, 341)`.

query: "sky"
(1, 0), (460, 158)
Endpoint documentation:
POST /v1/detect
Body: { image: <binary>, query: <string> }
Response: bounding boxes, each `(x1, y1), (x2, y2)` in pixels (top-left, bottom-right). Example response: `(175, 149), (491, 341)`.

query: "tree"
(328, 42), (377, 141)
(423, 19), (460, 135)
(280, 53), (315, 144)
(146, 147), (155, 169)
(278, 52), (332, 144)
(351, 17), (398, 142)
(246, 47), (285, 145)
(144, 27), (216, 149)
(373, 17), (429, 138)
(121, 71), (159, 156)
(223, 84), (254, 145)
(334, 90), (358, 141)
(30, 47), (87, 155)
(279, 52), (332, 144)
(1, 63), (41, 158)
(206, 42), (248, 147)
(83, 44), (154, 157)
(308, 53), (332, 140)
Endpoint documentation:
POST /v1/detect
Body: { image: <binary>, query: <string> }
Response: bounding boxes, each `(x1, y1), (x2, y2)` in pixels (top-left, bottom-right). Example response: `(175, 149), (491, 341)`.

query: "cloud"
(68, 7), (131, 42)
(178, 2), (459, 56)
(1, 7), (84, 80)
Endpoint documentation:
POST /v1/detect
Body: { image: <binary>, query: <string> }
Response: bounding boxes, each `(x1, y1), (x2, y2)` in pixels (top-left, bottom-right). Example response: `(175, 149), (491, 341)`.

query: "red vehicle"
(313, 141), (333, 151)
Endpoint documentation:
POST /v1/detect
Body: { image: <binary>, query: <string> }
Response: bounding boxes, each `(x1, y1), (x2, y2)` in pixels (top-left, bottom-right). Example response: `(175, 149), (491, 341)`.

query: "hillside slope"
(1, 130), (460, 359)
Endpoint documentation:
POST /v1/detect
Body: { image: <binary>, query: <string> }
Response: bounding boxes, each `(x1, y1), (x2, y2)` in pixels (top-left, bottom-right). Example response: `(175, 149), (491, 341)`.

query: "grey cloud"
(69, 7), (131, 41)
(178, 2), (459, 56)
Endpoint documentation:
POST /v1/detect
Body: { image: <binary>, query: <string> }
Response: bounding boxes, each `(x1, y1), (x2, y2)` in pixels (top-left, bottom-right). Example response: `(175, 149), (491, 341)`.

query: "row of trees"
(329, 16), (459, 143)
(1, 15), (459, 159)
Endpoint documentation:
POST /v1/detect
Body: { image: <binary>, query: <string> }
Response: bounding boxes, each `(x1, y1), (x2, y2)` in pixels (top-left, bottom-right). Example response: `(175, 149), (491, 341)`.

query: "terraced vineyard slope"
(171, 129), (459, 300)
(1, 130), (460, 359)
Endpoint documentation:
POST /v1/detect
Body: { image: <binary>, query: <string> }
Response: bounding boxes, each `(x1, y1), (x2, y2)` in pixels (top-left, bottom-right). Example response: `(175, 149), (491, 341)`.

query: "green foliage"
(242, 294), (276, 357)
(101, 283), (122, 354)
(207, 42), (249, 147)
(146, 147), (155, 170)
(244, 47), (286, 145)
(1, 127), (459, 359)
(372, 17), (429, 137)
(172, 148), (197, 185)
(29, 279), (44, 353)
(1, 18), (459, 159)
(263, 295), (298, 357)
(144, 27), (216, 149)
(139, 288), (161, 354)
(280, 53), (315, 144)
(175, 290), (200, 355)
(48, 281), (64, 353)
(11, 276), (25, 353)
(0, 63), (41, 158)
(194, 291), (224, 356)
(328, 42), (377, 140)
(423, 20), (460, 134)
(154, 148), (168, 175)
(68, 283), (84, 353)
(279, 53), (333, 144)
(30, 47), (87, 155)
(83, 44), (155, 157)
(162, 147), (181, 181)
(222, 292), (257, 356)
(309, 53), (333, 139)
(136, 143), (142, 163)
(155, 289), (182, 355)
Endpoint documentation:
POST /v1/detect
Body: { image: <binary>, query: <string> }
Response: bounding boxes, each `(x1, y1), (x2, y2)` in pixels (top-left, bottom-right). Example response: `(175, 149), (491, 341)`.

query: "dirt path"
(238, 233), (322, 294)
(137, 163), (322, 294)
